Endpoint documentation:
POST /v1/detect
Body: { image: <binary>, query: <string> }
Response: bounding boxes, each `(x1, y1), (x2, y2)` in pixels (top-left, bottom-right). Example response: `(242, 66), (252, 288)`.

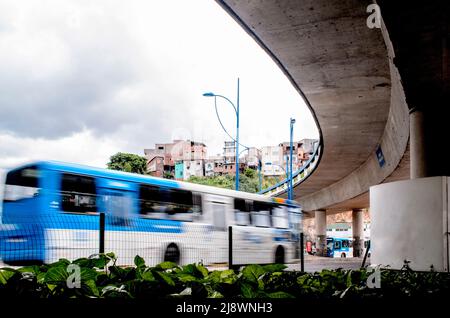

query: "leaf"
(339, 286), (353, 299)
(242, 265), (265, 284)
(196, 264), (209, 278)
(83, 279), (99, 297)
(49, 259), (71, 267)
(155, 262), (178, 271)
(101, 284), (132, 298)
(141, 269), (155, 282)
(177, 274), (198, 283)
(37, 272), (46, 284)
(207, 271), (221, 283)
(208, 291), (224, 298)
(262, 264), (287, 273)
(18, 266), (41, 275)
(0, 269), (15, 285)
(44, 266), (69, 284)
(134, 255), (145, 268)
(105, 252), (116, 260)
(154, 271), (175, 286)
(346, 269), (353, 288)
(268, 291), (295, 298)
(179, 287), (192, 296)
(80, 268), (98, 281)
(241, 283), (258, 298)
(219, 269), (237, 284)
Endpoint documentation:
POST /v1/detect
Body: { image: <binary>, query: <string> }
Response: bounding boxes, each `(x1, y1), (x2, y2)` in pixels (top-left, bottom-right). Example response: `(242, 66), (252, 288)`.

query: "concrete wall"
(371, 177), (449, 271)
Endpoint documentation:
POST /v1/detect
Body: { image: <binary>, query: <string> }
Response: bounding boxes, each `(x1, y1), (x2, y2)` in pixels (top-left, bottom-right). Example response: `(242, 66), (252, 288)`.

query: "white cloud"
(0, 130), (118, 169)
(0, 0), (318, 170)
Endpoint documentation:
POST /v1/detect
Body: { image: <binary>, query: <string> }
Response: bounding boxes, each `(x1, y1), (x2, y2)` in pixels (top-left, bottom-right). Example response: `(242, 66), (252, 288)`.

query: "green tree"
(243, 167), (257, 179)
(107, 152), (147, 174)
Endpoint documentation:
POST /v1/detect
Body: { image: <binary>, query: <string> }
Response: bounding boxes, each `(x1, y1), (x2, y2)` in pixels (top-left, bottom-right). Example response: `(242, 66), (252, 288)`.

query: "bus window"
(272, 206), (289, 229)
(139, 185), (199, 221)
(251, 201), (272, 227)
(61, 173), (97, 213)
(342, 240), (349, 248)
(3, 166), (41, 202)
(334, 240), (341, 250)
(234, 198), (250, 226)
(251, 211), (271, 227)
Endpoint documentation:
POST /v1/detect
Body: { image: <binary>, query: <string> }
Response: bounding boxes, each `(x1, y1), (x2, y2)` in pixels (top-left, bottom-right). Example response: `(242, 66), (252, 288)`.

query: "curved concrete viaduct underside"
(218, 0), (412, 213)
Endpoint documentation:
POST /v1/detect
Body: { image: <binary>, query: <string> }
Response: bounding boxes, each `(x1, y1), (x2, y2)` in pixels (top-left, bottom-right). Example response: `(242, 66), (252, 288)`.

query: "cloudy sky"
(0, 0), (318, 171)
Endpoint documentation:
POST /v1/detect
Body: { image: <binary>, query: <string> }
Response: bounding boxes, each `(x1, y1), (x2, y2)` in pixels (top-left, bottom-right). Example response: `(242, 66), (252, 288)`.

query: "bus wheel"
(275, 246), (285, 264)
(341, 253), (346, 258)
(164, 243), (180, 264)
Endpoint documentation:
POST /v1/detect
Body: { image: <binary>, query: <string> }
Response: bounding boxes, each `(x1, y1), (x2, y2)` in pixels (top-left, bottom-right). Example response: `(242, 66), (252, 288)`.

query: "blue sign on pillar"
(376, 145), (385, 167)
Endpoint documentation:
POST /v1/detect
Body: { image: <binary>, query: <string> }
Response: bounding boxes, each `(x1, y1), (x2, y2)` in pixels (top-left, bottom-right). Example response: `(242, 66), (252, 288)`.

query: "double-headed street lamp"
(203, 78), (240, 191)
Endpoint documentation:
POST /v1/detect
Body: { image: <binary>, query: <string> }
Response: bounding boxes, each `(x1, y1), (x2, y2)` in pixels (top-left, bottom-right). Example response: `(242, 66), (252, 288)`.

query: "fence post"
(300, 232), (305, 272)
(361, 240), (371, 268)
(228, 226), (233, 270)
(99, 212), (105, 254)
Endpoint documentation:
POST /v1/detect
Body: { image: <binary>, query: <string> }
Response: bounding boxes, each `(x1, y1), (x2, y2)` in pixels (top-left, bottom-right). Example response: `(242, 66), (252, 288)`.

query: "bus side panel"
(233, 226), (274, 264)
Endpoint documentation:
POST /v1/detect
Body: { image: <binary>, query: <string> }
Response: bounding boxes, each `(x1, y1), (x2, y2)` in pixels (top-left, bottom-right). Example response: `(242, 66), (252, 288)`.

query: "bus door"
(326, 238), (334, 257)
(334, 239), (342, 257)
(203, 194), (232, 264)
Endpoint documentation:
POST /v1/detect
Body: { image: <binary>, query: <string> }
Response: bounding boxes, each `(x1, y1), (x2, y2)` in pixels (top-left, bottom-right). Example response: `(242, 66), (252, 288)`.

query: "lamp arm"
(214, 97), (250, 150)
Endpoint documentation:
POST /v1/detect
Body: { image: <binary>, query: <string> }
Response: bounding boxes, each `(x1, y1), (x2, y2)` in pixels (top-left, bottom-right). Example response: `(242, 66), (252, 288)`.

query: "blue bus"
(326, 237), (352, 258)
(0, 161), (302, 265)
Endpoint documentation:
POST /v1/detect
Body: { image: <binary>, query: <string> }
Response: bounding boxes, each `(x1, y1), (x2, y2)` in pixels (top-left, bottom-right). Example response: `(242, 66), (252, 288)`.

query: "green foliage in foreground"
(1, 254), (450, 299)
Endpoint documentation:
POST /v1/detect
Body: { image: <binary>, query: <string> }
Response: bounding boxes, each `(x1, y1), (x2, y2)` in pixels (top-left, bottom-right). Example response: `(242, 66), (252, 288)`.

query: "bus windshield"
(3, 166), (41, 203)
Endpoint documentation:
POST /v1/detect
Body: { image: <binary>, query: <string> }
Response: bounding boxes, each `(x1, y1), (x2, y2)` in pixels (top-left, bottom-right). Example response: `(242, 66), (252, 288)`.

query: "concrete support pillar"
(352, 209), (364, 257)
(409, 107), (428, 178)
(314, 210), (327, 256)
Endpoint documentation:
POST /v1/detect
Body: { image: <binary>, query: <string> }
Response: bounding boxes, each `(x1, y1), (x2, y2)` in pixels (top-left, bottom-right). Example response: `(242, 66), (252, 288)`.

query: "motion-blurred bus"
(0, 161), (302, 266)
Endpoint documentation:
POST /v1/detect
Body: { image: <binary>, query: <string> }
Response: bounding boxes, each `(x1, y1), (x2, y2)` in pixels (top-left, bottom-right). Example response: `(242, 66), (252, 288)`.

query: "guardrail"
(258, 142), (322, 197)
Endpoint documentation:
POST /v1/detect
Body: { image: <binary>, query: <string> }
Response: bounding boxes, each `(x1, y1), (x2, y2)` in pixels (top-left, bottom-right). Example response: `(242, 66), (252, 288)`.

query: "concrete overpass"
(218, 1), (449, 262)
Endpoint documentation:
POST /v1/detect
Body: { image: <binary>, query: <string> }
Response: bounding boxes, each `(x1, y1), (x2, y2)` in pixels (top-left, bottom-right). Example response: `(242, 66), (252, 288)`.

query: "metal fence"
(0, 212), (304, 270)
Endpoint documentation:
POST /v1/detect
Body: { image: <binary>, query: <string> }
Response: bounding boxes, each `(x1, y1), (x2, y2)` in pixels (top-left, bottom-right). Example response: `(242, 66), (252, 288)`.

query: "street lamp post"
(285, 155), (290, 197)
(258, 159), (262, 192)
(289, 118), (296, 200)
(203, 78), (240, 191)
(236, 79), (240, 191)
